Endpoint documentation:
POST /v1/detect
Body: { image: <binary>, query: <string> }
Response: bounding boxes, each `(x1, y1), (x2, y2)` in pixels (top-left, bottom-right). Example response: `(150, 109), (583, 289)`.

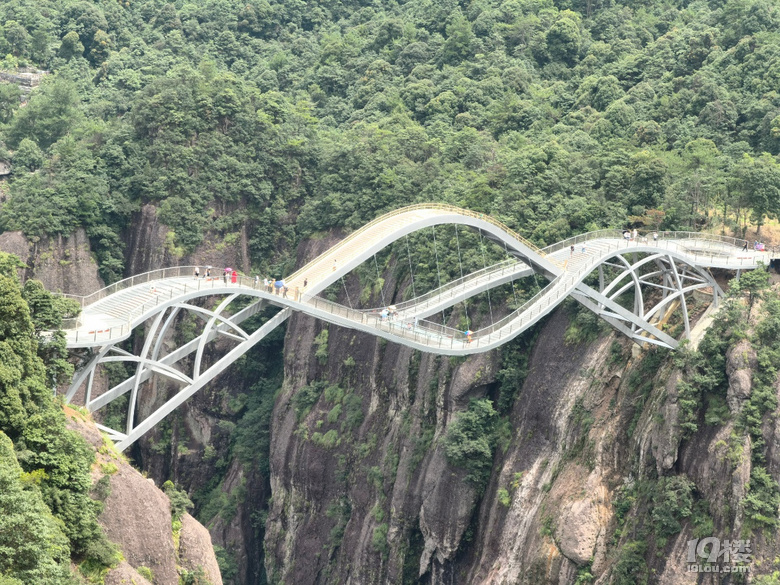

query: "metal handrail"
(60, 224), (775, 349)
(61, 266), (203, 309)
(364, 258), (520, 313)
(285, 203), (548, 285)
(541, 229), (751, 255)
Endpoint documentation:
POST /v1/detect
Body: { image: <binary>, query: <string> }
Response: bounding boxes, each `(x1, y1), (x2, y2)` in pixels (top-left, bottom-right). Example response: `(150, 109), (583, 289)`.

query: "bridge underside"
(66, 295), (288, 452)
(65, 248), (723, 451)
(573, 251), (723, 348)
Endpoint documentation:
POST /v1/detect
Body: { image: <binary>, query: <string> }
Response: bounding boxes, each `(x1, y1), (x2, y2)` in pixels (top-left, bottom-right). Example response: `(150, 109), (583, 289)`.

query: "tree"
(546, 13), (581, 65)
(444, 398), (499, 488)
(0, 432), (76, 584)
(58, 31), (84, 61)
(6, 79), (80, 149)
(438, 13), (474, 65)
(0, 83), (21, 125)
(89, 29), (112, 65)
(732, 263), (771, 315)
(733, 153), (780, 236)
(13, 138), (43, 172)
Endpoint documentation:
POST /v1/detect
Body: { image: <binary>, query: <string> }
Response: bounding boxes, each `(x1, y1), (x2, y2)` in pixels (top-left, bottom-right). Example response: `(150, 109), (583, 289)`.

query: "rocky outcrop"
(256, 283), (780, 584)
(66, 411), (222, 585)
(180, 514), (223, 585)
(100, 459), (180, 584)
(0, 228), (104, 294)
(104, 561), (153, 585)
(125, 203), (247, 276)
(726, 339), (756, 413)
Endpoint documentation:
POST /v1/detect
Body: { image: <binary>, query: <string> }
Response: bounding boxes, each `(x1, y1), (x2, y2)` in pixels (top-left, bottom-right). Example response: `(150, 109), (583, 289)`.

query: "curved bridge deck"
(61, 221), (769, 355)
(54, 204), (774, 450)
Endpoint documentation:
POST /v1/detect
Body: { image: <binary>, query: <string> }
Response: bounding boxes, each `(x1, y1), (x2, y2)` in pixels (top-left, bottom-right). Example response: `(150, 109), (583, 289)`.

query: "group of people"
(190, 265), (313, 300)
(622, 229), (659, 244)
(743, 240), (767, 252)
(262, 277), (289, 298)
(380, 306), (398, 321)
(193, 266), (237, 283)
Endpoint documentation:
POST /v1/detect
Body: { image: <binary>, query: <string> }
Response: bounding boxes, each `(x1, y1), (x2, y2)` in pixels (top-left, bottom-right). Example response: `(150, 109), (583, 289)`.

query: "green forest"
(1, 0), (780, 284)
(3, 0), (780, 582)
(0, 252), (118, 584)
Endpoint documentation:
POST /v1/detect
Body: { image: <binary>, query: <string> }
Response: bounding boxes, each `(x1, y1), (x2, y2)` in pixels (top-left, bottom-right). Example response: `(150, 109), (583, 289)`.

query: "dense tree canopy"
(0, 0), (779, 281)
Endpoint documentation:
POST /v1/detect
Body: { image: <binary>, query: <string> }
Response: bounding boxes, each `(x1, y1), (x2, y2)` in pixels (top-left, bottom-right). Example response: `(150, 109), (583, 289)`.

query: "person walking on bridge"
(194, 266), (199, 279)
(231, 270), (238, 284)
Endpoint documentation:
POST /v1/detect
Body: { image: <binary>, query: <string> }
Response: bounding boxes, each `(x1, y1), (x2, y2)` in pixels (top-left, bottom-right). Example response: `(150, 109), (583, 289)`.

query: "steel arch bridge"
(53, 203), (771, 450)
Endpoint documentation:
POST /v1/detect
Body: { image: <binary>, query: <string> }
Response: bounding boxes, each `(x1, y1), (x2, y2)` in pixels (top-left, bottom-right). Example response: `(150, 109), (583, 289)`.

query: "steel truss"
(64, 238), (726, 451)
(66, 296), (288, 452)
(572, 251), (723, 348)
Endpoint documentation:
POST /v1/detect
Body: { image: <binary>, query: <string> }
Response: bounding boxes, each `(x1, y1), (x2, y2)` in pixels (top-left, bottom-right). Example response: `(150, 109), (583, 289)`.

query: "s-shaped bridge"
(55, 204), (770, 450)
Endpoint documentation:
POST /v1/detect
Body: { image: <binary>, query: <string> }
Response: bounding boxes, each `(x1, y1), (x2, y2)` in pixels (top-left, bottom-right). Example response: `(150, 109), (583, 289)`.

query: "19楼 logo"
(686, 538), (752, 573)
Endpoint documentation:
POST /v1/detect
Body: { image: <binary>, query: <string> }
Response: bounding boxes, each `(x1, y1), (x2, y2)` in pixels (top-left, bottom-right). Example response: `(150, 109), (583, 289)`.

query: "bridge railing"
(59, 225), (768, 348)
(300, 290), (472, 349)
(61, 266), (202, 309)
(364, 258), (521, 313)
(542, 230), (624, 255)
(541, 228), (751, 255)
(285, 203), (548, 285)
(470, 238), (631, 344)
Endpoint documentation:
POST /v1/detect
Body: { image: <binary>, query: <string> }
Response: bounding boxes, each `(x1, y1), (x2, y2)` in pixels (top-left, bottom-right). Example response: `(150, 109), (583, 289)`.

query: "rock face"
(180, 514), (224, 585)
(67, 411), (222, 585)
(256, 289), (780, 584)
(104, 561), (153, 585)
(100, 460), (180, 584)
(125, 203), (247, 276)
(29, 211), (780, 584)
(0, 228), (104, 294)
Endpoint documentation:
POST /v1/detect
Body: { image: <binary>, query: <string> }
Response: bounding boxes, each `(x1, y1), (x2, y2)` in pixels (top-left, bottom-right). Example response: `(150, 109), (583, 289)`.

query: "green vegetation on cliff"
(0, 251), (116, 582)
(5, 1), (780, 582)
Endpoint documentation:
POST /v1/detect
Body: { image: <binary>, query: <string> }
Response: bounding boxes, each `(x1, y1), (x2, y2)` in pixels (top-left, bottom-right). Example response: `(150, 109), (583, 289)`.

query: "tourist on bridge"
(223, 267), (231, 283)
(632, 228), (638, 241)
(653, 232), (658, 244)
(206, 267), (211, 278)
(231, 270), (238, 284)
(194, 266), (199, 279)
(254, 275), (259, 287)
(274, 279), (284, 294)
(570, 245), (574, 256)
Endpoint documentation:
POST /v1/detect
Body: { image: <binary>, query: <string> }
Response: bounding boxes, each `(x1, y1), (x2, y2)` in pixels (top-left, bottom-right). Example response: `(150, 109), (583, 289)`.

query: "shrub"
(314, 329), (329, 365)
(444, 398), (498, 489)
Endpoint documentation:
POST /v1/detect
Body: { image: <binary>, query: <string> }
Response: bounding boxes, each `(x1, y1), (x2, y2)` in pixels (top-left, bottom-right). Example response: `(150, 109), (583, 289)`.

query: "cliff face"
(0, 228), (104, 294)
(67, 410), (223, 585)
(261, 292), (780, 584)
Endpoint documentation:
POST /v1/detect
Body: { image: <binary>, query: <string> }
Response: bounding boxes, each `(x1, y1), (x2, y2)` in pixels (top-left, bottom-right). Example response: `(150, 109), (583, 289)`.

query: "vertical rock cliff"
(261, 287), (780, 584)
